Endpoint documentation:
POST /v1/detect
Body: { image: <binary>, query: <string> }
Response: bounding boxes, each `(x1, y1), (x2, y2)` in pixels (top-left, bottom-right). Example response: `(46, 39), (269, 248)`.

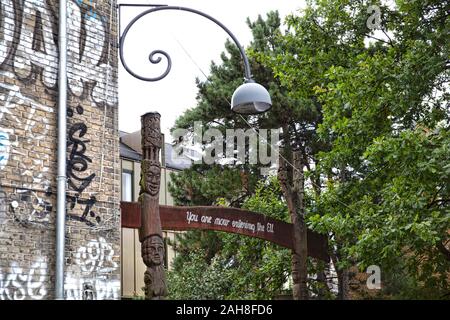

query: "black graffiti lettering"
(67, 123), (96, 194)
(66, 119), (99, 226)
(67, 214), (95, 227)
(67, 194), (100, 225)
(68, 172), (95, 193)
(79, 195), (96, 220)
(76, 105), (84, 115)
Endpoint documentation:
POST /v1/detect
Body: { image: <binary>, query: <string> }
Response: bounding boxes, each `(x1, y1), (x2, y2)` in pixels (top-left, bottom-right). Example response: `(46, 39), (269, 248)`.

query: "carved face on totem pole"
(142, 160), (161, 196)
(142, 235), (165, 267)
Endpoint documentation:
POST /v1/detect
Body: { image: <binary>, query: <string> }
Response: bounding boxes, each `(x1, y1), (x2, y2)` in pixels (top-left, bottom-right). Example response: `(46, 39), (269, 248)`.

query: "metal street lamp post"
(119, 5), (272, 114)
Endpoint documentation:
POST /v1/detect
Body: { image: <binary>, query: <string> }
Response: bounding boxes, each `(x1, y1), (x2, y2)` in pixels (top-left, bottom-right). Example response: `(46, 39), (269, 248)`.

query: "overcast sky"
(118, 0), (306, 138)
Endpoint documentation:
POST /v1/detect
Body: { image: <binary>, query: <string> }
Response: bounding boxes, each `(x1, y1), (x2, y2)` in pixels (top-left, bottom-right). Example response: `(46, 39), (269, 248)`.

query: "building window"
(122, 170), (133, 201)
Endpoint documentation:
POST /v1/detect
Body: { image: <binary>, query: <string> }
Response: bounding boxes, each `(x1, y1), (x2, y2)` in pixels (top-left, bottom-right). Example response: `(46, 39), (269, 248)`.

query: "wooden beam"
(121, 201), (329, 262)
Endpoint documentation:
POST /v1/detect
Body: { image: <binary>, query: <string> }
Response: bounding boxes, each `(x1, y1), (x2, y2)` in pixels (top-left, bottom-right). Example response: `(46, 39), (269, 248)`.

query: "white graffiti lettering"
(67, 1), (115, 106)
(75, 237), (118, 274)
(2, 0), (116, 106)
(0, 130), (10, 169)
(0, 82), (53, 190)
(65, 276), (120, 300)
(0, 260), (48, 300)
(0, 0), (15, 66)
(13, 0), (58, 87)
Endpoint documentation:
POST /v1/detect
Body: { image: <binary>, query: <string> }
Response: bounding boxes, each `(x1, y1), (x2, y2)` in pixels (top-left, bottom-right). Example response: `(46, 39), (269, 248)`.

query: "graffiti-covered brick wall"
(0, 0), (120, 299)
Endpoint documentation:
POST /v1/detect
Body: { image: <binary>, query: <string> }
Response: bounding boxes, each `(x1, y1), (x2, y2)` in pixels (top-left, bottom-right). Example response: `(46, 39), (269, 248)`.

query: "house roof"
(120, 140), (142, 162)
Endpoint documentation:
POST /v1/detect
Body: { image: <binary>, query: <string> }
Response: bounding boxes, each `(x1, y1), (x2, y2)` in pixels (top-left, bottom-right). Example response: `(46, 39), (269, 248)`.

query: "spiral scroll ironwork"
(119, 5), (253, 82)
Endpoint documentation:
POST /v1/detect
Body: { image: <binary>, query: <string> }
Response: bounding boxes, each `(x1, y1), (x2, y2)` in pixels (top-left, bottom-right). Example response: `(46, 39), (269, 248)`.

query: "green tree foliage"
(172, 11), (288, 131)
(167, 178), (292, 300)
(168, 163), (261, 207)
(167, 11), (296, 212)
(168, 10), (333, 299)
(222, 178), (292, 299)
(166, 12), (299, 299)
(260, 0), (449, 298)
(167, 249), (233, 300)
(168, 0), (449, 299)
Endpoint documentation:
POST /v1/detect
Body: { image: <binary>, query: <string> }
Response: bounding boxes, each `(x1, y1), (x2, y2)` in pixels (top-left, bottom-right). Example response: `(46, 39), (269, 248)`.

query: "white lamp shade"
(231, 82), (272, 114)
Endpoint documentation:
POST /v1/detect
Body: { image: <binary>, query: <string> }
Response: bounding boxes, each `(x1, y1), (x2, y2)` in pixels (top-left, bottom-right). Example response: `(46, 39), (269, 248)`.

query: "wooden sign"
(121, 202), (329, 262)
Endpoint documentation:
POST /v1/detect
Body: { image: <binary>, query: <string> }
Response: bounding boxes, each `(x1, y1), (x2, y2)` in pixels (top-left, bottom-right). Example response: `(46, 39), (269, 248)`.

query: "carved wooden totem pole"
(139, 112), (168, 300)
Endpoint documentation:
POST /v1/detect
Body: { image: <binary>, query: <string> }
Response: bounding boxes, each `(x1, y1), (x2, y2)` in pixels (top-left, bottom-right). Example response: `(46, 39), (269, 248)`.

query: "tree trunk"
(331, 250), (349, 300)
(337, 166), (350, 299)
(278, 150), (308, 300)
(337, 268), (350, 300)
(316, 268), (330, 299)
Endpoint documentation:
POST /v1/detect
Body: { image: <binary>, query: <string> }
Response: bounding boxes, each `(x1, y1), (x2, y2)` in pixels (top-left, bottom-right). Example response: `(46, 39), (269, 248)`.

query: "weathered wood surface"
(139, 112), (167, 300)
(121, 201), (329, 262)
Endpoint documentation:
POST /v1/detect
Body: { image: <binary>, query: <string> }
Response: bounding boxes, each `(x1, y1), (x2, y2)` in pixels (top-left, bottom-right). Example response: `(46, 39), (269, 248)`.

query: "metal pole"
(119, 6), (253, 82)
(56, 0), (68, 300)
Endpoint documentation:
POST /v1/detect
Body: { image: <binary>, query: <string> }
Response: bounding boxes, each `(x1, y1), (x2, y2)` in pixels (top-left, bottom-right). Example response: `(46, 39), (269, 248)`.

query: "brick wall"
(0, 0), (120, 300)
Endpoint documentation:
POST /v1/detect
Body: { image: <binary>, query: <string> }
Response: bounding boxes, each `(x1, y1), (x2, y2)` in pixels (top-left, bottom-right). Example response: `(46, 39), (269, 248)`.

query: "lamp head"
(231, 80), (272, 115)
